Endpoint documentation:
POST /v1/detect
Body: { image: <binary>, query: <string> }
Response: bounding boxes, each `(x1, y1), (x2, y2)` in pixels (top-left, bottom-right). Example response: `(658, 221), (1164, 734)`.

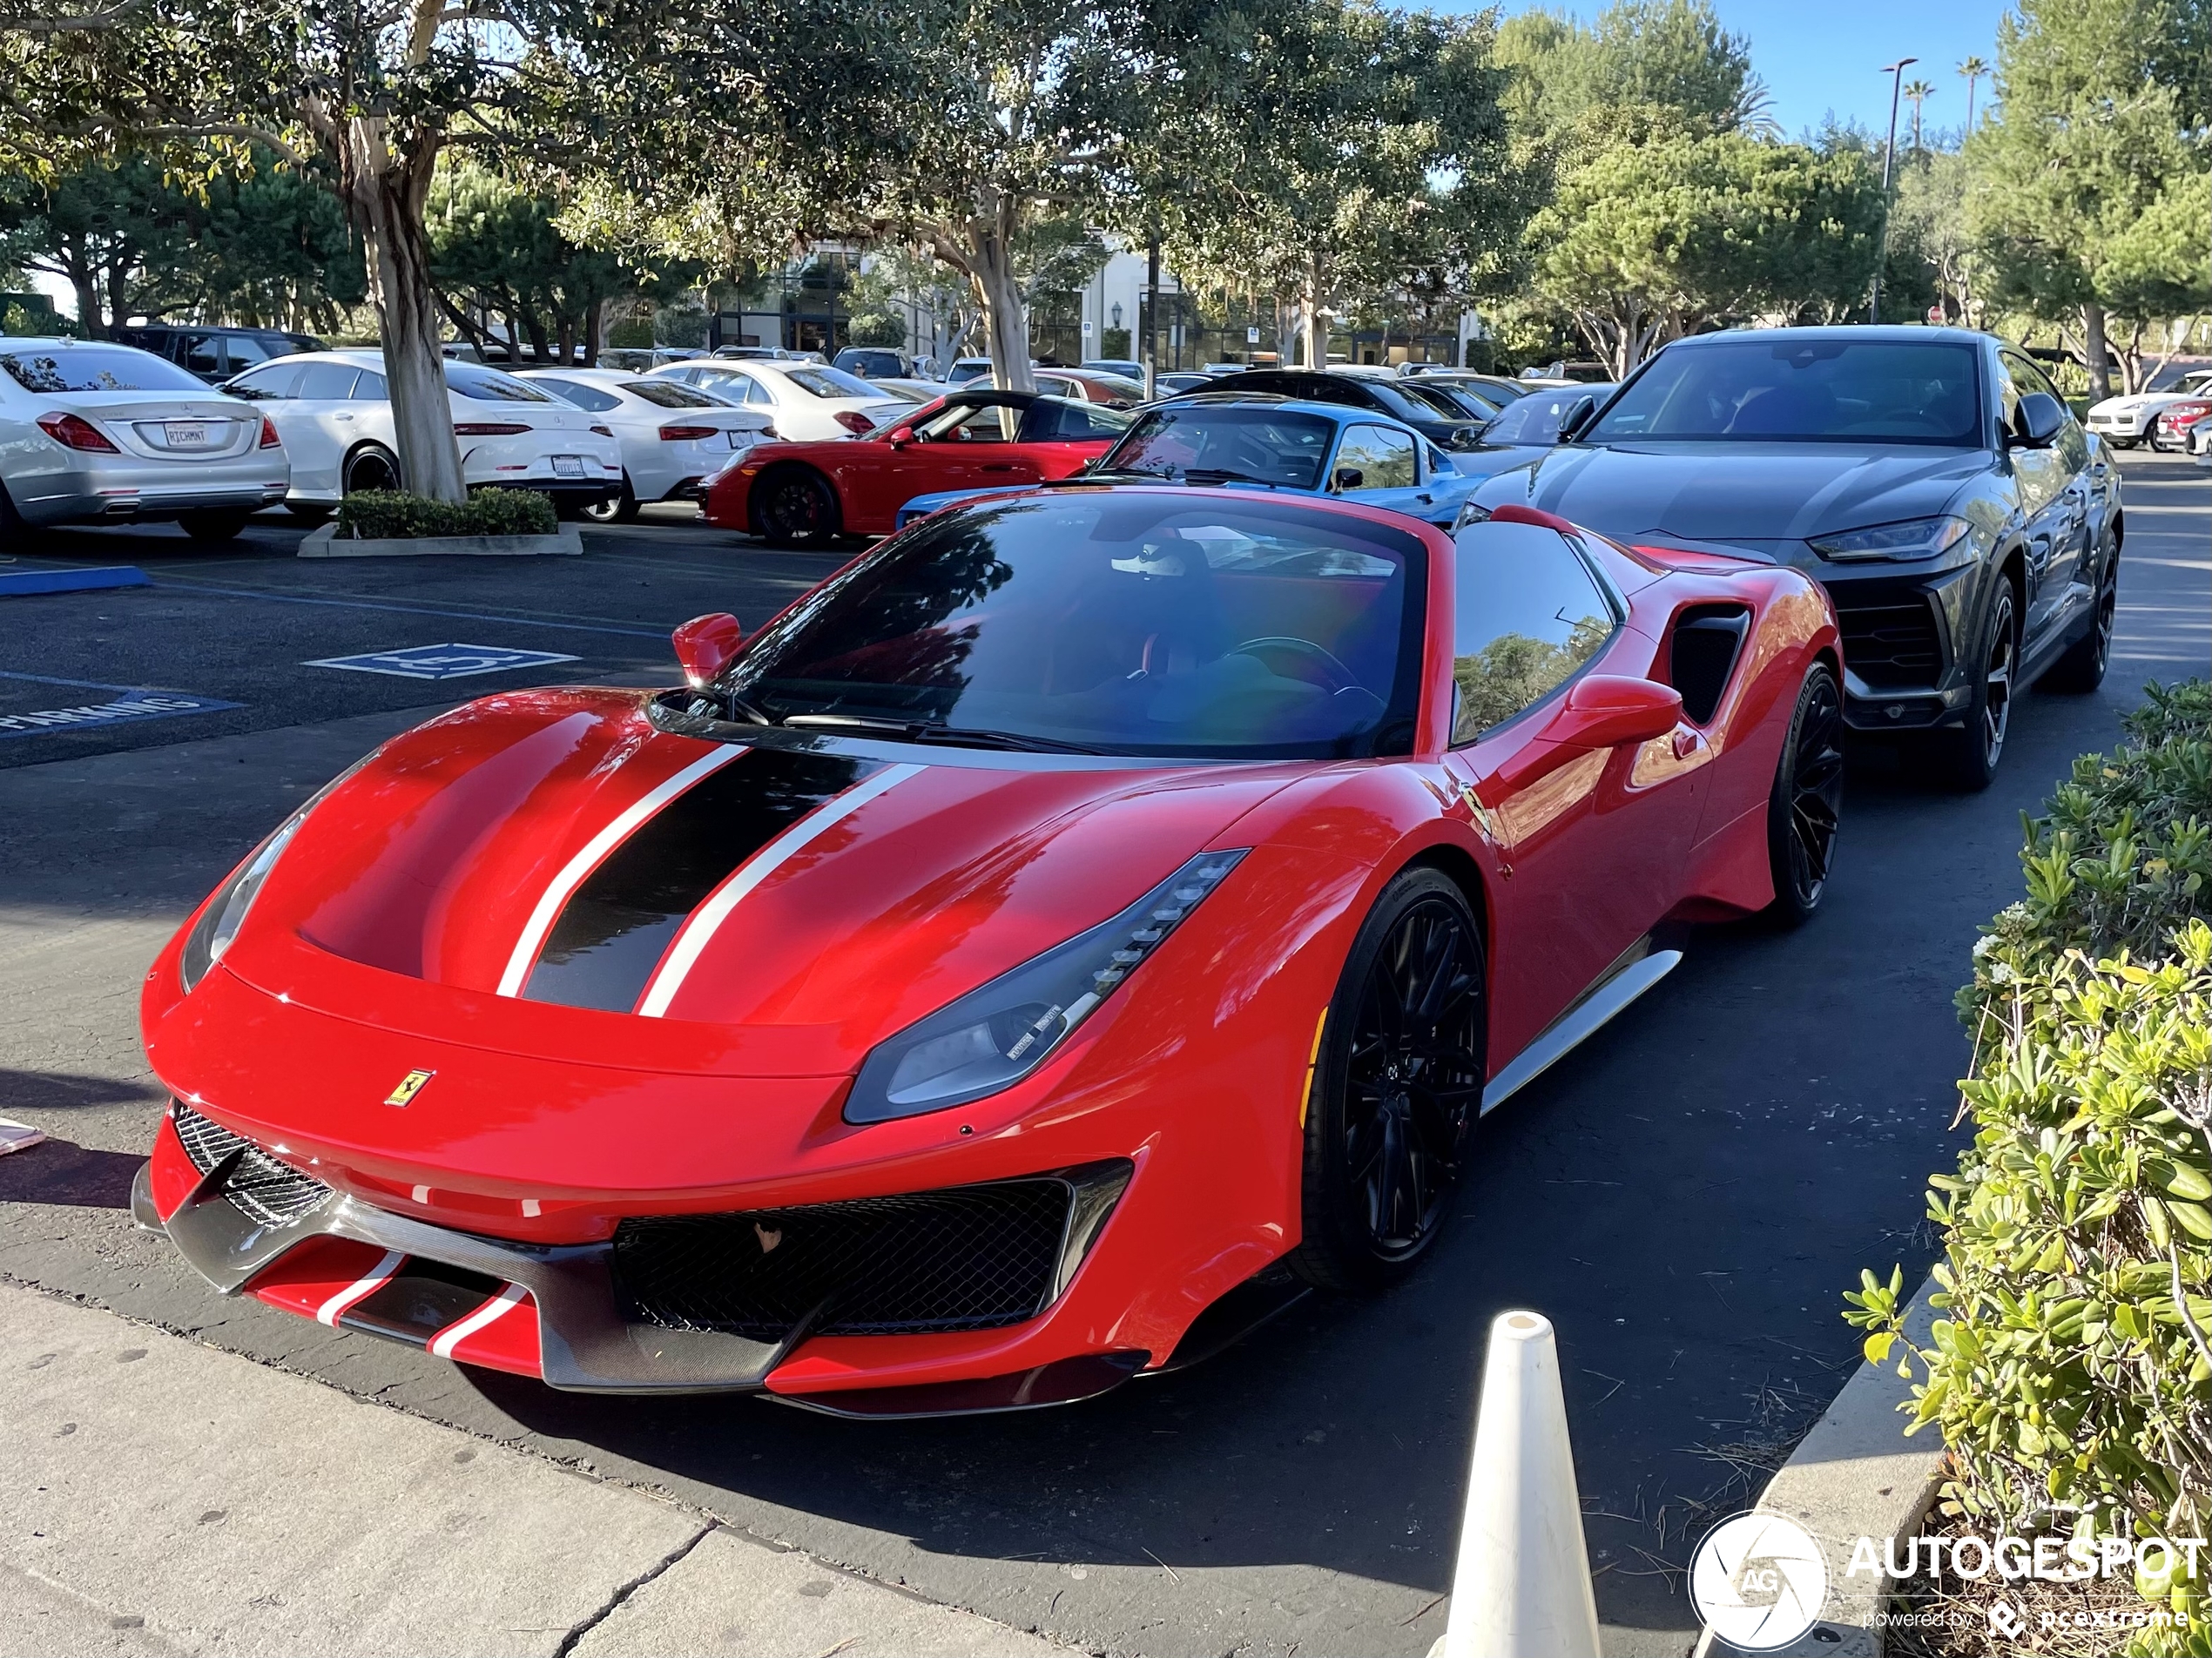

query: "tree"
(0, 156), (189, 337)
(1495, 0), (1770, 154)
(1958, 56), (1989, 132)
(1901, 78), (1933, 152)
(1523, 131), (1884, 374)
(1967, 0), (2210, 399)
(1140, 0), (1529, 370)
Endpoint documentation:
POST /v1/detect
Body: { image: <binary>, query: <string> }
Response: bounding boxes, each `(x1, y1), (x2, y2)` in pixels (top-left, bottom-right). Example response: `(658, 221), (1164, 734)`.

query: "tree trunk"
(965, 205), (1034, 395)
(341, 117), (466, 504)
(2081, 301), (2111, 404)
(583, 298), (603, 367)
(1299, 258), (1327, 371)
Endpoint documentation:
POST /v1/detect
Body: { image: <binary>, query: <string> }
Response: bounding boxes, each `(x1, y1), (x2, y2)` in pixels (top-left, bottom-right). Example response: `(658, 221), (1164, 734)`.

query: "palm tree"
(1959, 56), (1988, 133)
(1902, 78), (1933, 152)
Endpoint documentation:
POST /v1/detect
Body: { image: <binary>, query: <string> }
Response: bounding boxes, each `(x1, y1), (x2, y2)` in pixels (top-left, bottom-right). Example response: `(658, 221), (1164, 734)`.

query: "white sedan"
(516, 368), (772, 522)
(644, 359), (907, 442)
(2085, 370), (2212, 448)
(0, 337), (288, 540)
(223, 350), (623, 517)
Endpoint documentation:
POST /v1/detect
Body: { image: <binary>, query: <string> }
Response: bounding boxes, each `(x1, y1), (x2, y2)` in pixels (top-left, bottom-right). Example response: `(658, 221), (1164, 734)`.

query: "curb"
(299, 525), (583, 557)
(1693, 1280), (1943, 1658)
(0, 564), (151, 596)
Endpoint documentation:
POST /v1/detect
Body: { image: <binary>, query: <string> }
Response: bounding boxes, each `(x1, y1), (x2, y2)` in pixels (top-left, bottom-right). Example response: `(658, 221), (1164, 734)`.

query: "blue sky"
(1467, 0), (2017, 141)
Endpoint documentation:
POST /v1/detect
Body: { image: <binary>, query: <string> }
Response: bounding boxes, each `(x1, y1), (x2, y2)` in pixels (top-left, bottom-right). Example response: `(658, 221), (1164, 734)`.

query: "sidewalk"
(0, 1282), (1069, 1658)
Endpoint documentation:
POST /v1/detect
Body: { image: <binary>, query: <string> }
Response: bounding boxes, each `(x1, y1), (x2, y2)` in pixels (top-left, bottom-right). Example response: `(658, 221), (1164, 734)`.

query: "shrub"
(334, 488), (558, 541)
(1846, 682), (2212, 1641)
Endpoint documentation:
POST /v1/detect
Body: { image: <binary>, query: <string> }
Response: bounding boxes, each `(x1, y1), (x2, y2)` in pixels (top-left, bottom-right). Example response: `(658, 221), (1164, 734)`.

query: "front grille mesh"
(171, 1102), (334, 1229)
(1832, 593), (1944, 690)
(611, 1179), (1074, 1341)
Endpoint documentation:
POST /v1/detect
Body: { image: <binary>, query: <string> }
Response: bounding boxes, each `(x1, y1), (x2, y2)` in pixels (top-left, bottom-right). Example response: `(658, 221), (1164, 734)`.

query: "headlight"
(845, 849), (1249, 1124)
(1808, 516), (1973, 563)
(1453, 500), (1493, 531)
(177, 758), (368, 994)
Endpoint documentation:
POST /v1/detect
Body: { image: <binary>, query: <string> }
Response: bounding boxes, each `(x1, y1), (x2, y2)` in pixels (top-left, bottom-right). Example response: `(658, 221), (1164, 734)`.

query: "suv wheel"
(2040, 545), (2118, 693)
(1926, 582), (2017, 792)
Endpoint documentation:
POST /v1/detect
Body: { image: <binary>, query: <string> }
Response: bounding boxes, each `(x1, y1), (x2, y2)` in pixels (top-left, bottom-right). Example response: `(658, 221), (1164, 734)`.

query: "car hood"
(212, 688), (1298, 1076)
(1470, 441), (1990, 546)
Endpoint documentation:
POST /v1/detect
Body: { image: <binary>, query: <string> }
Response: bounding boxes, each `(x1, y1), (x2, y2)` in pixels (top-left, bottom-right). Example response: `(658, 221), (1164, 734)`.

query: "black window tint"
(624, 380), (719, 408)
(443, 361), (554, 401)
(225, 334), (276, 372)
(535, 376), (621, 412)
(182, 335), (224, 377)
(1450, 522), (1616, 743)
(1590, 340), (1981, 445)
(353, 370), (388, 401)
(1020, 398), (1134, 442)
(294, 361), (361, 400)
(228, 361), (304, 401)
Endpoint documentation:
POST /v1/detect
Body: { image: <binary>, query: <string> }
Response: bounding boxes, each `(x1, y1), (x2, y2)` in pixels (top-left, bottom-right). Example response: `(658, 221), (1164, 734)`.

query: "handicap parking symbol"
(303, 644), (581, 681)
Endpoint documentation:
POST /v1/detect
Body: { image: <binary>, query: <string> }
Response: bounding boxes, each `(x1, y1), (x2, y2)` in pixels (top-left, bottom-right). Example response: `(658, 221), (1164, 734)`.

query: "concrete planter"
(298, 525), (583, 558)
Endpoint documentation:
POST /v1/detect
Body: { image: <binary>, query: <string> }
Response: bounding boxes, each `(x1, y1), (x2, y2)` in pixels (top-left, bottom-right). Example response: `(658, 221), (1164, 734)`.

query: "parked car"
(1035, 367), (1150, 408)
(1405, 369), (1534, 406)
(223, 350), (622, 518)
(1466, 327), (2124, 788)
(944, 357), (1011, 386)
(704, 387), (1130, 545)
(2085, 369), (2212, 448)
(517, 367), (773, 522)
(2151, 396), (2212, 452)
(1189, 368), (1488, 452)
(0, 337), (288, 540)
(1081, 358), (1144, 378)
(1444, 384), (1616, 485)
(117, 324), (319, 386)
(866, 378), (950, 405)
(1391, 377), (1505, 421)
(832, 347), (913, 380)
(1521, 361), (1613, 384)
(897, 394), (1481, 532)
(647, 358), (908, 442)
(1156, 371), (1217, 395)
(130, 488), (1843, 1408)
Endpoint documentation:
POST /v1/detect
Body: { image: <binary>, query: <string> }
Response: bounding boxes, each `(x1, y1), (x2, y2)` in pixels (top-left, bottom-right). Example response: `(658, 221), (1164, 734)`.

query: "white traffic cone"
(1437, 1310), (1602, 1658)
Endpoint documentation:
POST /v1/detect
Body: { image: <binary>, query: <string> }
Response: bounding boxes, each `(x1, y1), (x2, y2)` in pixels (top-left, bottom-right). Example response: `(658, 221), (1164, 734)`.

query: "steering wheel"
(1231, 636), (1358, 692)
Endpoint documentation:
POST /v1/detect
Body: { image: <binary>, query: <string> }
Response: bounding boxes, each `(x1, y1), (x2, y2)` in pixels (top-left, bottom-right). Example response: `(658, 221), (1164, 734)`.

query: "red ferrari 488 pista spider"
(136, 488), (1841, 1414)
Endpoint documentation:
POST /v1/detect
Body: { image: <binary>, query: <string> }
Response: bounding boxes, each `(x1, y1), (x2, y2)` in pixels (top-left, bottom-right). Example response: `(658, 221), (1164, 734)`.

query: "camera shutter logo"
(1690, 1513), (1829, 1651)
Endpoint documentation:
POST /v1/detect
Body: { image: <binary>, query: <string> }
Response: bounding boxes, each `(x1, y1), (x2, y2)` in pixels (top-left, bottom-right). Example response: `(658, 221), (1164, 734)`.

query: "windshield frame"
(711, 491), (1433, 764)
(1587, 336), (1987, 448)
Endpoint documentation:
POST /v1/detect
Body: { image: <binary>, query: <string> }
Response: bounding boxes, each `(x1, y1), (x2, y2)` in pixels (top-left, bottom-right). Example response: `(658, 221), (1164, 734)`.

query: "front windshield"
(1100, 405), (1336, 487)
(1588, 339), (1982, 445)
(1, 346), (209, 394)
(725, 495), (1426, 760)
(1484, 386), (1608, 446)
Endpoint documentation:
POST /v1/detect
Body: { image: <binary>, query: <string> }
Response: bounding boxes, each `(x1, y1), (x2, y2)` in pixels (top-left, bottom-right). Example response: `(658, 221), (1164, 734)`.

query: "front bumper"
(134, 1106), (1143, 1406)
(1806, 563), (1978, 733)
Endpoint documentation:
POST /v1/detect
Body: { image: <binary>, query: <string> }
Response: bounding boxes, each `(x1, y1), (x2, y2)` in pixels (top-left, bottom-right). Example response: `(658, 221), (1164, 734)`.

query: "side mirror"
(886, 430), (912, 448)
(1549, 675), (1683, 749)
(1332, 466), (1365, 492)
(1554, 396), (1598, 443)
(2009, 391), (2066, 448)
(671, 612), (744, 690)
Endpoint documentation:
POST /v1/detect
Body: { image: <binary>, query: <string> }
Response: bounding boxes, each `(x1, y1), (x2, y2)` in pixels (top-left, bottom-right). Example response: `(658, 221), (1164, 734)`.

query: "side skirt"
(1479, 946), (1683, 1115)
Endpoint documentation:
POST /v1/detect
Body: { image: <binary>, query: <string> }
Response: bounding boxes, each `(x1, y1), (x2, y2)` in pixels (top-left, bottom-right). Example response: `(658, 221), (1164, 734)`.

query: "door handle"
(979, 463), (1018, 473)
(335, 413), (354, 422)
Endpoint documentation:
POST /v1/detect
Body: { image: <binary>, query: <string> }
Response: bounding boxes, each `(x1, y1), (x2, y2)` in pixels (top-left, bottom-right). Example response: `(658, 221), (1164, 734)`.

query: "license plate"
(551, 455), (585, 478)
(165, 421), (210, 448)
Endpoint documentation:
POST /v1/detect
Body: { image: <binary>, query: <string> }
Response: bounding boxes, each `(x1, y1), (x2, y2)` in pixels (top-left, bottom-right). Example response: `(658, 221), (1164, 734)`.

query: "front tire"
(1764, 662), (1844, 925)
(1924, 580), (2018, 792)
(1291, 867), (1486, 1293)
(752, 466), (842, 548)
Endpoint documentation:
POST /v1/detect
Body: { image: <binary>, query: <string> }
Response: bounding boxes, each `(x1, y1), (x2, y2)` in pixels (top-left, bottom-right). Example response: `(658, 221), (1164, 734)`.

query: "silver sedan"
(0, 338), (290, 541)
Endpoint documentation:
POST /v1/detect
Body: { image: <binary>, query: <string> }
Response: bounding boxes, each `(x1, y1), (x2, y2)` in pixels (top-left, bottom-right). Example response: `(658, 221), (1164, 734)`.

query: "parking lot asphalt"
(1, 455), (2205, 1658)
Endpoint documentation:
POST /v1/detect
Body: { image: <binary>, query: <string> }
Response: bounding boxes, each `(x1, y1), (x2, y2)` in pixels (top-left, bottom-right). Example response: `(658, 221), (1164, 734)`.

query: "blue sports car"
(894, 394), (1484, 532)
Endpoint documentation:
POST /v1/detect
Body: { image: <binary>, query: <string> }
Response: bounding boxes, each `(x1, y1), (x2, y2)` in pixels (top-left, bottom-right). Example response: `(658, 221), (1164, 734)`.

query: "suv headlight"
(177, 758), (369, 994)
(1808, 516), (1973, 563)
(845, 849), (1249, 1124)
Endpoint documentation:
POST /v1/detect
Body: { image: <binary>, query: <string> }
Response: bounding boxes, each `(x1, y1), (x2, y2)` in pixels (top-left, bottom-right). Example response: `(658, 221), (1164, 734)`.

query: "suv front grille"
(171, 1102), (334, 1229)
(1831, 590), (1944, 691)
(611, 1178), (1079, 1341)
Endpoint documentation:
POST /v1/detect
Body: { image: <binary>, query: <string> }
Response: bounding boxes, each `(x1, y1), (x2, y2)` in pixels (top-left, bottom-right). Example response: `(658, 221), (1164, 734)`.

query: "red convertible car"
(134, 489), (1841, 1414)
(704, 388), (1130, 545)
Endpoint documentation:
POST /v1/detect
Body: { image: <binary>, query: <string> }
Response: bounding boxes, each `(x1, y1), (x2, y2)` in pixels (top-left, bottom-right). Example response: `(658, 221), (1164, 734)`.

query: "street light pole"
(1870, 57), (1917, 325)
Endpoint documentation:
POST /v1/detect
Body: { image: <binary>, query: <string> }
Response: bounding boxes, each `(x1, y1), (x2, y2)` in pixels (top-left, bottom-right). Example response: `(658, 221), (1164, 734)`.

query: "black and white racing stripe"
(509, 746), (923, 1015)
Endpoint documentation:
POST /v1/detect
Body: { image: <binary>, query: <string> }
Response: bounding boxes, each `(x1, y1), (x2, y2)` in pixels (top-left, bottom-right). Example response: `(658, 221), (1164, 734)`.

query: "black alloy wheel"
(1765, 662), (1844, 925)
(753, 467), (841, 548)
(1929, 582), (2018, 792)
(1291, 866), (1486, 1292)
(2042, 543), (2118, 693)
(342, 443), (401, 495)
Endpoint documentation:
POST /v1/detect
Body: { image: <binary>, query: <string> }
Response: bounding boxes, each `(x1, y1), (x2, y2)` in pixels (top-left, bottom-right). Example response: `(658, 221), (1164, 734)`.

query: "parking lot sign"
(304, 644), (581, 681)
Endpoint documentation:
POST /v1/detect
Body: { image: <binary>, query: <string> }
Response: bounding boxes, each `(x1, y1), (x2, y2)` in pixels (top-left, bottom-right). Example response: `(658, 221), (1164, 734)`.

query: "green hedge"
(1847, 682), (2212, 1640)
(334, 488), (558, 541)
